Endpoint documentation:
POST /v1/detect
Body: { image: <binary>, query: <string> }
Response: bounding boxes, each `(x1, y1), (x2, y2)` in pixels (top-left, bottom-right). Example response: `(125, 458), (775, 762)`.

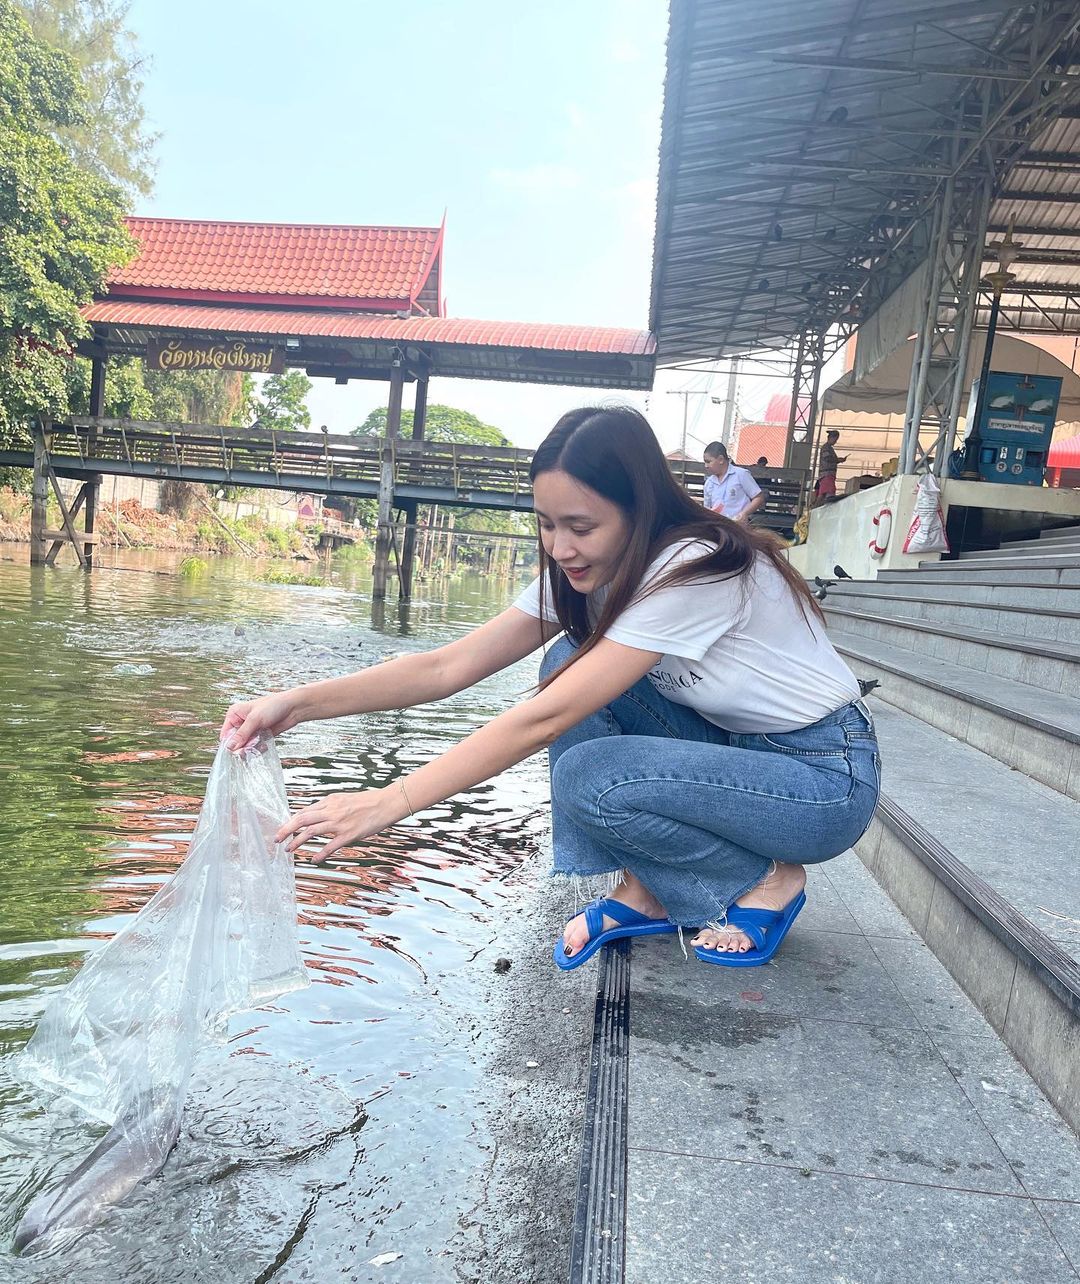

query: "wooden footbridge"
(3, 416), (806, 597)
(4, 416), (546, 596)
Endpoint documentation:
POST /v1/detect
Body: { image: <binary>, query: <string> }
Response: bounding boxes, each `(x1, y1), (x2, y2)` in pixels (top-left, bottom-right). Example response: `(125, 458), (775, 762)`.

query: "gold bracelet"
(398, 779), (414, 816)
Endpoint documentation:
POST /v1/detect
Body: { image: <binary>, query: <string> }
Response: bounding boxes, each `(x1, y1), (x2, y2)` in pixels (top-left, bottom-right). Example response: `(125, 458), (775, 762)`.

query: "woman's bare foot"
(562, 870), (668, 958)
(690, 861), (807, 955)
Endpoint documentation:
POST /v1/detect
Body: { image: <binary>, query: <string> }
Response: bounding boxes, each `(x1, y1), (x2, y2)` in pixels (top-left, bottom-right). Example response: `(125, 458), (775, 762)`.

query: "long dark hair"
(530, 406), (820, 684)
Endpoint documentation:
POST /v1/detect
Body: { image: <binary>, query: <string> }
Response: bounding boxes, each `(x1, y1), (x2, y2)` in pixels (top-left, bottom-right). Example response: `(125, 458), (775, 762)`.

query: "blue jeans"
(542, 637), (881, 928)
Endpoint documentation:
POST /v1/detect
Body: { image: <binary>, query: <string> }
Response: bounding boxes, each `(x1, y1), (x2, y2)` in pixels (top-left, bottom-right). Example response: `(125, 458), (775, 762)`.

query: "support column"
(31, 422), (49, 565)
(898, 161), (991, 476)
(399, 376), (428, 602)
(900, 181), (954, 474)
(784, 330), (826, 508)
(82, 475), (100, 569)
(372, 360), (405, 601)
(85, 355), (107, 570)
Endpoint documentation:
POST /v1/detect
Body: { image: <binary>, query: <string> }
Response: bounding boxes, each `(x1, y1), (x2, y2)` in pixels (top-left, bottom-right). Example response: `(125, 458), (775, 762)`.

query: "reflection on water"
(0, 545), (548, 1282)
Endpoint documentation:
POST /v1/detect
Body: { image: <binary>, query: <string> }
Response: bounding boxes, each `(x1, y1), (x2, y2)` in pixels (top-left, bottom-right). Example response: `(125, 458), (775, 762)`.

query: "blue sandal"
(553, 898), (677, 971)
(693, 891), (806, 968)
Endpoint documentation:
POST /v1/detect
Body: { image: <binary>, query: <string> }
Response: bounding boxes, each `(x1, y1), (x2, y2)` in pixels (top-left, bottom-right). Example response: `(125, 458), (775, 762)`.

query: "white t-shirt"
(703, 465), (761, 519)
(514, 539), (860, 734)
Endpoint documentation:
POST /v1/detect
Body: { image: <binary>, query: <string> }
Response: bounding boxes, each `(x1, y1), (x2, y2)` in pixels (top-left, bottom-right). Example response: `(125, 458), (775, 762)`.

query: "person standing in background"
(702, 442), (764, 524)
(813, 430), (846, 505)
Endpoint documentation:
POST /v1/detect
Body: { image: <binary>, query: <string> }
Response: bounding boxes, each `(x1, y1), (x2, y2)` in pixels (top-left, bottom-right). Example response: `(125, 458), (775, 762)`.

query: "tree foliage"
(252, 370), (312, 433)
(354, 403), (511, 448)
(63, 358), (252, 426)
(142, 368), (252, 426)
(0, 0), (135, 448)
(17, 0), (156, 196)
(354, 402), (531, 540)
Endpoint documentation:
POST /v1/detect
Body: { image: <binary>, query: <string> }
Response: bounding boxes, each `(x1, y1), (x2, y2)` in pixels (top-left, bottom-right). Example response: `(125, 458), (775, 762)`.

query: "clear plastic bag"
(15, 737), (308, 1256)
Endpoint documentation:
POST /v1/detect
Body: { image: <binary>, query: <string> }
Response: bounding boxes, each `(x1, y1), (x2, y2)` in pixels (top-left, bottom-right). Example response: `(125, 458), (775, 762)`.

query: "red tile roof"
(108, 218), (444, 314)
(734, 422), (788, 465)
(762, 392), (811, 425)
(82, 300), (655, 356)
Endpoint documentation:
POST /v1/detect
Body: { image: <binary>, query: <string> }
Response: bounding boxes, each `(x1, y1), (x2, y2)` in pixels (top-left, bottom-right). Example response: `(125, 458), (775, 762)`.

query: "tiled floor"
(624, 855), (1080, 1283)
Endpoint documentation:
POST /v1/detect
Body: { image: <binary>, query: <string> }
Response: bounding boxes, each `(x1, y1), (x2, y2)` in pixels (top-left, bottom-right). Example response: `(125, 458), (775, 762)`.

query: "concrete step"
(821, 585), (1080, 643)
(824, 604), (1080, 696)
(958, 541), (1080, 560)
(869, 702), (1080, 962)
(828, 628), (1080, 801)
(1038, 525), (1080, 544)
(991, 531), (1080, 556)
(855, 706), (1080, 1133)
(878, 565), (1080, 586)
(923, 551), (1080, 572)
(826, 577), (1080, 610)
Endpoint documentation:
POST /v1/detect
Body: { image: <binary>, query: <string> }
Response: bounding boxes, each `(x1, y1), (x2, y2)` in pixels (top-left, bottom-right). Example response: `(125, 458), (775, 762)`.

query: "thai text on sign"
(146, 339), (285, 374)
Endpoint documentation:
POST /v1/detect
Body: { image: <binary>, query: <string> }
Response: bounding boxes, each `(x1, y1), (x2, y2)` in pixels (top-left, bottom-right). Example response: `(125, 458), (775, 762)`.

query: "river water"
(0, 546), (578, 1284)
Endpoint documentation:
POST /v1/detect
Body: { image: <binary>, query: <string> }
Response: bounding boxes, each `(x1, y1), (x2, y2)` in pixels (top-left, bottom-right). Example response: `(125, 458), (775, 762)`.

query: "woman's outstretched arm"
(276, 636), (663, 859)
(221, 605), (556, 751)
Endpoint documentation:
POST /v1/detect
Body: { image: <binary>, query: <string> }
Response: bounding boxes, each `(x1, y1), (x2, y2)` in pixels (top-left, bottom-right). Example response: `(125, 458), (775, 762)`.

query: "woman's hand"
(275, 787), (400, 861)
(220, 691), (302, 752)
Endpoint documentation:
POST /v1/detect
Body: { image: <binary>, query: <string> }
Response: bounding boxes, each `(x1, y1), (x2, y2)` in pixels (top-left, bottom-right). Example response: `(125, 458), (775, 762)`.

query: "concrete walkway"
(623, 852), (1080, 1283)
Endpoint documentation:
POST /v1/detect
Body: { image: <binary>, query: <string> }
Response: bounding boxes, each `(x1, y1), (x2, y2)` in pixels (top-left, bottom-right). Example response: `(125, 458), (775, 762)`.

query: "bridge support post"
(83, 355), (107, 570)
(30, 422), (49, 565)
(398, 377), (428, 601)
(399, 501), (418, 600)
(373, 360), (405, 600)
(82, 476), (99, 570)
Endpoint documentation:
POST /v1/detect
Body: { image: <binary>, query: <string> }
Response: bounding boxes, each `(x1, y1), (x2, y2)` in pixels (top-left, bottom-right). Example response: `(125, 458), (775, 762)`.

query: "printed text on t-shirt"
(649, 665), (703, 693)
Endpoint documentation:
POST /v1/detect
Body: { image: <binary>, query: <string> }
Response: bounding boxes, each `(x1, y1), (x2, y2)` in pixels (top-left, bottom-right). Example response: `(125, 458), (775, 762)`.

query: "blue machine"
(963, 371), (1061, 485)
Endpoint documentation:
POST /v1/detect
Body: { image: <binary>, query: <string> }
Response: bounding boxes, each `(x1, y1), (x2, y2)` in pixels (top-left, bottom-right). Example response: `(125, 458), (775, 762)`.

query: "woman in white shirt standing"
(221, 407), (879, 970)
(702, 440), (764, 523)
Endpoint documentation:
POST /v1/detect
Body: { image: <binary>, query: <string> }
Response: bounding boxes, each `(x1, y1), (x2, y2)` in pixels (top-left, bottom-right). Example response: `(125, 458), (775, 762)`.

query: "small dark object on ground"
(815, 586), (828, 601)
(234, 626), (246, 636)
(858, 678), (880, 697)
(833, 564), (853, 580)
(494, 958), (512, 974)
(813, 576), (834, 589)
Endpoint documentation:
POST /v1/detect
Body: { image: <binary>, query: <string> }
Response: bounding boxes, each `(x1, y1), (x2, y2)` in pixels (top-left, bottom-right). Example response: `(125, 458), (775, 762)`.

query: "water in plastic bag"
(13, 737), (308, 1257)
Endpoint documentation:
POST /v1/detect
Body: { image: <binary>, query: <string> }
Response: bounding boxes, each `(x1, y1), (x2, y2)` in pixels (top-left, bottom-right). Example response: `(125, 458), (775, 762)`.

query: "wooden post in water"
(399, 375), (428, 601)
(444, 510), (456, 572)
(84, 358), (106, 571)
(30, 422), (49, 565)
(372, 361), (405, 600)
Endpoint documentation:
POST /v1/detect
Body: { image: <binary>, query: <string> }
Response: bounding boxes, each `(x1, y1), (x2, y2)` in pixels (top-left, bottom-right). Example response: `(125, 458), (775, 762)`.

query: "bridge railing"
(51, 419), (539, 499)
(35, 419), (806, 532)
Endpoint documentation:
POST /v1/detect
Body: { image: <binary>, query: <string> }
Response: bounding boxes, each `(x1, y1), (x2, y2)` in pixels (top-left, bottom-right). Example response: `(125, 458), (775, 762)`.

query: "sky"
(123, 0), (765, 454)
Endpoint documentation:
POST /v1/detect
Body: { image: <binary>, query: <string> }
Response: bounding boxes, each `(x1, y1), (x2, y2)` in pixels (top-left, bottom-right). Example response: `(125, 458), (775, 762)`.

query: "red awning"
(1048, 435), (1080, 468)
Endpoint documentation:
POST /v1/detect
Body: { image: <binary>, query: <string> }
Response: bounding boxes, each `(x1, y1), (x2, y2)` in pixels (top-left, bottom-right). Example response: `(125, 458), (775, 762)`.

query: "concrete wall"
(58, 474), (162, 509)
(788, 473), (1080, 580)
(221, 492), (314, 527)
(787, 474), (931, 580)
(944, 478), (1080, 520)
(55, 477), (319, 527)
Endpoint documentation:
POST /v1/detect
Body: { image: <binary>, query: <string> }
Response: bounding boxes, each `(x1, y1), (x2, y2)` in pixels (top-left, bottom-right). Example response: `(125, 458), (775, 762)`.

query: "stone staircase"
(818, 522), (1080, 1132)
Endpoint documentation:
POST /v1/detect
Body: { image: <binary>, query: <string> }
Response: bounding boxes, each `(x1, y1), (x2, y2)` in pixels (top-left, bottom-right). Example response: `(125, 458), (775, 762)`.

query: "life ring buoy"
(868, 506), (893, 559)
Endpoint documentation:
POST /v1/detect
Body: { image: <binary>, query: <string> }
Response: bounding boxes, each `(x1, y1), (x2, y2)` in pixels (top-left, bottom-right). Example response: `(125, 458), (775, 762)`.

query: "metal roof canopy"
(652, 0), (1080, 367)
